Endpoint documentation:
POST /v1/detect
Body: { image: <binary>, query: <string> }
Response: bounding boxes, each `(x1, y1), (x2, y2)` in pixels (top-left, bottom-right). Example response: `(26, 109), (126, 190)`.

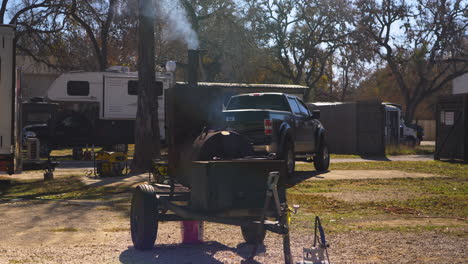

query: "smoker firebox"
(189, 159), (285, 212)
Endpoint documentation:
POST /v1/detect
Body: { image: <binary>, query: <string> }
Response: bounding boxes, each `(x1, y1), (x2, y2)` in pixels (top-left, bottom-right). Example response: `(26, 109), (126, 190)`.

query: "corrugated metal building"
(307, 100), (386, 156)
(435, 95), (468, 162)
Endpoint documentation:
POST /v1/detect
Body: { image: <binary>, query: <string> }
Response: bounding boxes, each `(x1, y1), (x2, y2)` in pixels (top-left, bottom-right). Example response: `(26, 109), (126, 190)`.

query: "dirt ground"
(4, 168), (440, 182)
(0, 167), (465, 264)
(0, 198), (466, 264)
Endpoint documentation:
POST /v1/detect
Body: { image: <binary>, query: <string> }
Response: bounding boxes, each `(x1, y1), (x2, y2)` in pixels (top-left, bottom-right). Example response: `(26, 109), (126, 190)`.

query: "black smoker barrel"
(166, 84), (226, 185)
(191, 130), (253, 160)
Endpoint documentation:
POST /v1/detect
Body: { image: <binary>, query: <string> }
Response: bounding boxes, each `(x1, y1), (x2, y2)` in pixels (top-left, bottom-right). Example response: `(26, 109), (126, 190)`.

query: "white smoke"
(156, 0), (199, 49)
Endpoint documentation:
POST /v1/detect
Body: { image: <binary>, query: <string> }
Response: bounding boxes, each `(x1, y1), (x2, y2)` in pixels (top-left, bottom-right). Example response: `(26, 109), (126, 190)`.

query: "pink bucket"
(181, 221), (204, 244)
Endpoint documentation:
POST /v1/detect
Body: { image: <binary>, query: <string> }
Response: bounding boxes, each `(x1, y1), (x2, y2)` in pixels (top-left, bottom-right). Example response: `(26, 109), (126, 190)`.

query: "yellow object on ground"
(95, 151), (128, 177)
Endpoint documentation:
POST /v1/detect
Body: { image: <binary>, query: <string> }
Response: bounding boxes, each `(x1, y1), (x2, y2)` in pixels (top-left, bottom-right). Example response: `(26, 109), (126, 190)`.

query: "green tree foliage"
(243, 0), (353, 100)
(355, 0), (467, 122)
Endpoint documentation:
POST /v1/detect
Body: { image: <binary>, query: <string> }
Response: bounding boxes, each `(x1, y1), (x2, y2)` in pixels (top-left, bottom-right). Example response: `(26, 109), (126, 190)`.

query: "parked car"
(223, 92), (329, 176)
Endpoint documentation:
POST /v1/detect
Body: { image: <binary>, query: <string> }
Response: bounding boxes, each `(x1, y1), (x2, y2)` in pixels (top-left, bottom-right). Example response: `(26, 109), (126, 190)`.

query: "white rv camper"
(45, 69), (174, 147)
(0, 25), (20, 174)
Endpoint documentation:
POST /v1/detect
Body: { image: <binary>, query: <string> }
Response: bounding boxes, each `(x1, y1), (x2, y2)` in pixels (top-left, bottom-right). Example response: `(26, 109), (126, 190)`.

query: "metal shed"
(435, 95), (468, 162)
(307, 100), (385, 156)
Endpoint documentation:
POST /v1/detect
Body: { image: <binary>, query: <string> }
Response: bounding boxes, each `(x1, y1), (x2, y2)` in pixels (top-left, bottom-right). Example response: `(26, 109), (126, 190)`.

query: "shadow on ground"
(119, 241), (265, 264)
(288, 170), (329, 187)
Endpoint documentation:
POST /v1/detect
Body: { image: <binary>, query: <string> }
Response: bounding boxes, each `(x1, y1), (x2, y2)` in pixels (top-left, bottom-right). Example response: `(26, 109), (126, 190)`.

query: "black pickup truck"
(223, 92), (329, 176)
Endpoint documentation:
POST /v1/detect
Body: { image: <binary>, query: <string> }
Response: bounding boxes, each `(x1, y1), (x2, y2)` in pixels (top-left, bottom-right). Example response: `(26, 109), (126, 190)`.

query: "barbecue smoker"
(129, 50), (295, 263)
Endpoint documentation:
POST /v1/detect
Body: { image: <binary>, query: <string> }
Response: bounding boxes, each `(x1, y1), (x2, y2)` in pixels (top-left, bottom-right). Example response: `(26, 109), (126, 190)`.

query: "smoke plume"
(156, 0), (199, 49)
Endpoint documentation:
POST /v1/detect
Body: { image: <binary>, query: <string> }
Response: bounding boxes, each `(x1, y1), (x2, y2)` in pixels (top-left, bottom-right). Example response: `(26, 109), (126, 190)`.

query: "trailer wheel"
(241, 223), (266, 245)
(131, 184), (158, 250)
(72, 147), (83, 160)
(314, 140), (330, 172)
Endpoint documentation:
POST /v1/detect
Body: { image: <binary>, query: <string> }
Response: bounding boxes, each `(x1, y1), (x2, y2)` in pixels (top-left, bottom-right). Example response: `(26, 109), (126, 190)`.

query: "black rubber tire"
(130, 184), (158, 250)
(39, 140), (51, 158)
(241, 223), (266, 244)
(314, 140), (330, 172)
(281, 140), (295, 178)
(72, 147), (83, 161)
(407, 137), (417, 147)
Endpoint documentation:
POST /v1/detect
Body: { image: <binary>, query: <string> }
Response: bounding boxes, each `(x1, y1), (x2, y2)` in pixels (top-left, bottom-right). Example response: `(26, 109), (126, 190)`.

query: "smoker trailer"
(129, 83), (294, 261)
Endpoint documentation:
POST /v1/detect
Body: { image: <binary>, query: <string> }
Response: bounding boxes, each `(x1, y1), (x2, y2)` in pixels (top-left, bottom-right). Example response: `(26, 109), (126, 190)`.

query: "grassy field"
(2, 159), (466, 236)
(0, 176), (131, 200)
(385, 144), (435, 156)
(291, 161), (467, 234)
(330, 144), (435, 159)
(50, 143), (434, 161)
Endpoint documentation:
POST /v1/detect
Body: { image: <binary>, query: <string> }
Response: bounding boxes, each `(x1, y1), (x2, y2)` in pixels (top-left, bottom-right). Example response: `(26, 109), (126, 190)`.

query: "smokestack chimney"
(187, 49), (199, 87)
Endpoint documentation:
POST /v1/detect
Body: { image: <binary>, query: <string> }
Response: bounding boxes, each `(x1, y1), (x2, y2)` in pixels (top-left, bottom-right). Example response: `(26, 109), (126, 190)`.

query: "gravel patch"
(0, 199), (466, 264)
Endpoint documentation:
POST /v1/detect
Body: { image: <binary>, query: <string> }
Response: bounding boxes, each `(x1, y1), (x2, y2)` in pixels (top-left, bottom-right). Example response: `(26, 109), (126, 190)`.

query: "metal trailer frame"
(150, 170), (288, 234)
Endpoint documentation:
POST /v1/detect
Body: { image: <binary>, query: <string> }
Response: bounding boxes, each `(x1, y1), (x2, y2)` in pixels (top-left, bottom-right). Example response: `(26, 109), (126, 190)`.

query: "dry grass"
(291, 160), (467, 233)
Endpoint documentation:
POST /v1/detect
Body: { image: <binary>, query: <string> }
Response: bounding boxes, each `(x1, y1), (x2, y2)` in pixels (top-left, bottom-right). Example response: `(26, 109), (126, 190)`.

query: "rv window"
(67, 81), (89, 96)
(128, 80), (164, 96)
(128, 80), (138, 95)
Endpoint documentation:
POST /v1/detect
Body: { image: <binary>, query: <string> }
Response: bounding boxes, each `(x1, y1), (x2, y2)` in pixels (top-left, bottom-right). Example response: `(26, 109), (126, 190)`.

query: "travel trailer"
(42, 68), (174, 149)
(0, 25), (21, 174)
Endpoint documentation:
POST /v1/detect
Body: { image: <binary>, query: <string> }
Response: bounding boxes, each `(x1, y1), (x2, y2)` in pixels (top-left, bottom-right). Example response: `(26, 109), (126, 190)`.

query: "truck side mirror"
(311, 110), (320, 119)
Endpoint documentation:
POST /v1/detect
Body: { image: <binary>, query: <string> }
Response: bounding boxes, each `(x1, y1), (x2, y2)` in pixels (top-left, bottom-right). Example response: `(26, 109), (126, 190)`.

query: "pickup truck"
(223, 92), (329, 176)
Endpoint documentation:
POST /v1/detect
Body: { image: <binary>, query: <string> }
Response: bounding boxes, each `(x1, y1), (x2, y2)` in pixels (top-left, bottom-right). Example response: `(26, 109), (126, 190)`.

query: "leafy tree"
(13, 0), (140, 72)
(67, 0), (119, 71)
(356, 0), (468, 122)
(244, 0), (353, 100)
(333, 40), (372, 101)
(2, 0), (68, 69)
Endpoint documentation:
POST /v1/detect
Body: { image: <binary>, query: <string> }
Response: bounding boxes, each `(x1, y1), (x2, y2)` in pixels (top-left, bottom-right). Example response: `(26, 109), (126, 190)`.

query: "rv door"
(102, 75), (165, 139)
(102, 75), (138, 120)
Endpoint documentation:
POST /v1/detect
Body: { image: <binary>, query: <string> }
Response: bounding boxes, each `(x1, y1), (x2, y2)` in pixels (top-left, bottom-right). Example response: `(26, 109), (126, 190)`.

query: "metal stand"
(246, 172), (294, 264)
(298, 216), (330, 264)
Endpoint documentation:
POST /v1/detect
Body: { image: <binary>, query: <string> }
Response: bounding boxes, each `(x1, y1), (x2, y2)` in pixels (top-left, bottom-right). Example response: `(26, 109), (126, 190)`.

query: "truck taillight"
(264, 119), (272, 135)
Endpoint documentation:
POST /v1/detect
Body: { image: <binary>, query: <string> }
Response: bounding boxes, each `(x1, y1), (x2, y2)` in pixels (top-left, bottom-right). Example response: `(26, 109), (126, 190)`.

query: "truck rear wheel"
(314, 140), (330, 172)
(281, 140), (295, 178)
(131, 184), (158, 250)
(241, 223), (266, 244)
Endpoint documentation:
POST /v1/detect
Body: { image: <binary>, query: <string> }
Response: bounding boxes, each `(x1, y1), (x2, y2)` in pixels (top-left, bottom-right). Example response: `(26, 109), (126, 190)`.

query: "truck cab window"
(128, 80), (163, 96)
(67, 81), (89, 96)
(287, 97), (301, 115)
(296, 99), (310, 116)
(226, 94), (289, 111)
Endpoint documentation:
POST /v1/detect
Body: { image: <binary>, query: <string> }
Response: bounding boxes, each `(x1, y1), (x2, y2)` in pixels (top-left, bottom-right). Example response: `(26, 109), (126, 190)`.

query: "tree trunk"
(404, 98), (418, 125)
(131, 0), (160, 173)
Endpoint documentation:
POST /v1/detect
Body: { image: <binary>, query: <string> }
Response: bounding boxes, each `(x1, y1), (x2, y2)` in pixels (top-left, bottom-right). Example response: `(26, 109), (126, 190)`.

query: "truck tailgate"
(223, 109), (286, 143)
